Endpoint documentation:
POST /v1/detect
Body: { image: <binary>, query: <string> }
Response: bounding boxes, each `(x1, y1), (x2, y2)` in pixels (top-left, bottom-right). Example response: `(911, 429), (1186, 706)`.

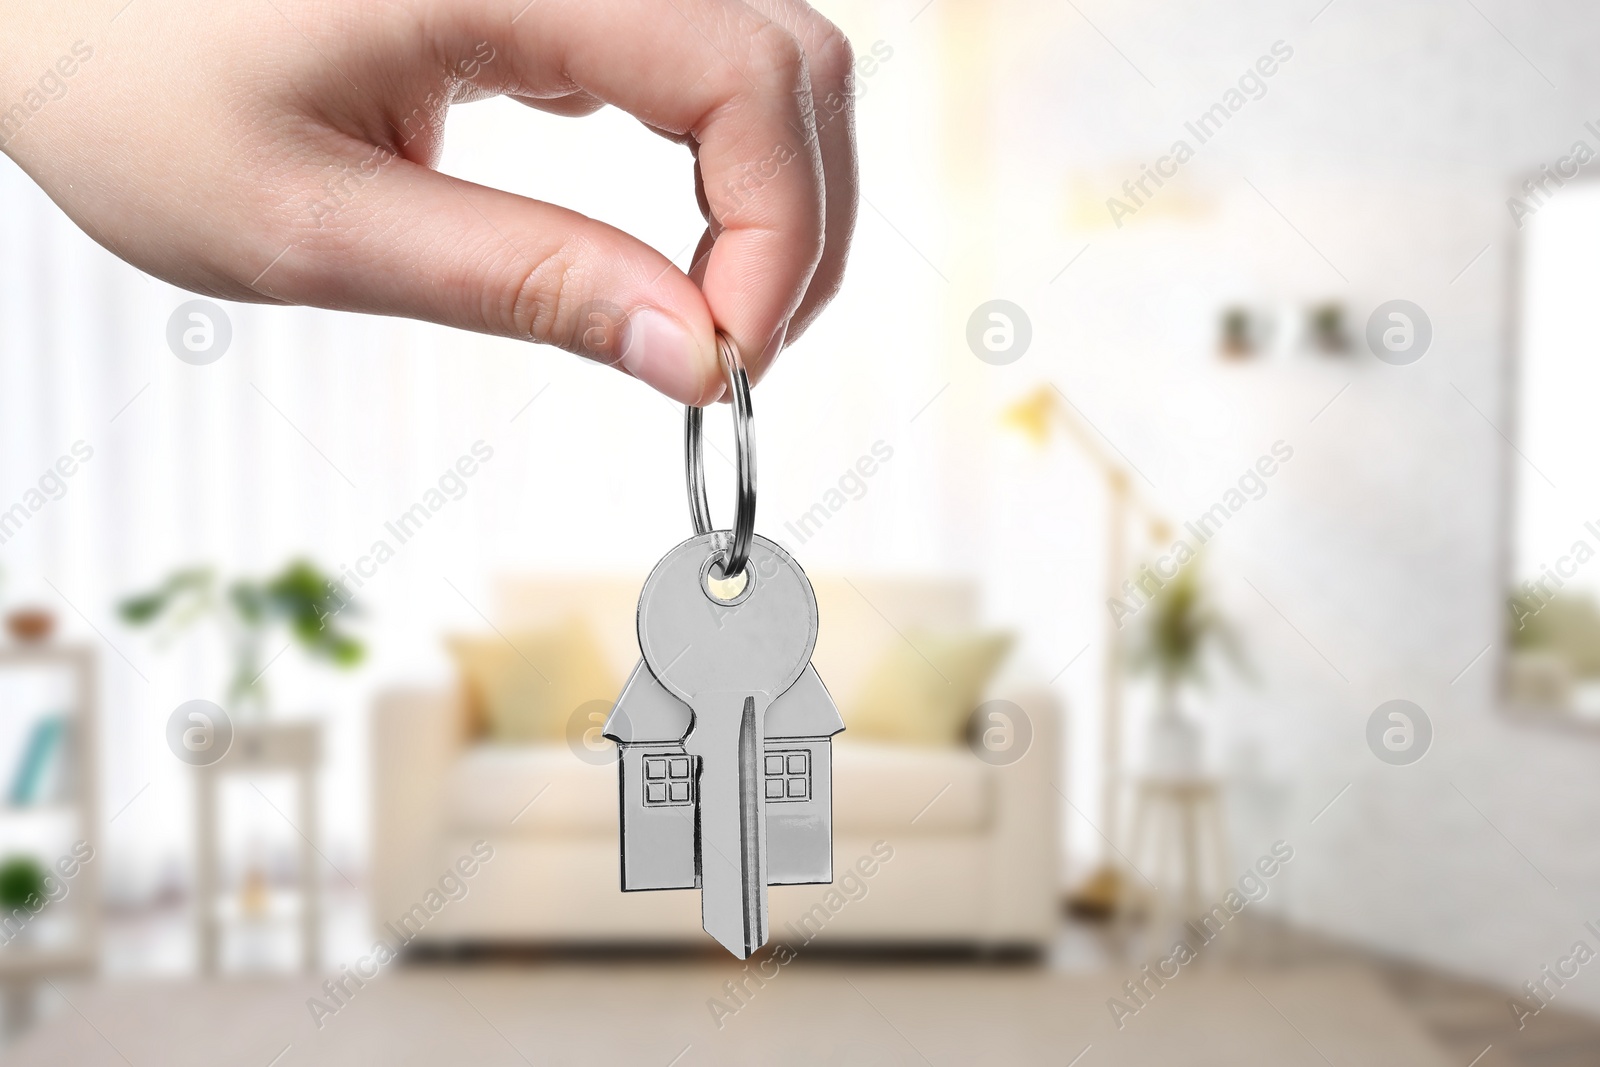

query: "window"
(763, 749), (810, 803)
(642, 754), (693, 806)
(1510, 179), (1600, 721)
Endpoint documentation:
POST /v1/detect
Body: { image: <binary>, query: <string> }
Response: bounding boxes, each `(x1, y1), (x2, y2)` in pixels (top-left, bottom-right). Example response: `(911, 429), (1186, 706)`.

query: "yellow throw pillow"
(844, 629), (1014, 745)
(447, 620), (617, 744)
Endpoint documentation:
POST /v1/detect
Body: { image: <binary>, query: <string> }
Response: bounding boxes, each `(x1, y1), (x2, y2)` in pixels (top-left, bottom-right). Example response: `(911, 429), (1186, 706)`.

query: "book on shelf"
(8, 714), (67, 807)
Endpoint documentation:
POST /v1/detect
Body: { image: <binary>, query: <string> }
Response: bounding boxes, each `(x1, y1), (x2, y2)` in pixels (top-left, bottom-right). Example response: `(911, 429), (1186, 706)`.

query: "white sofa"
(371, 576), (1061, 951)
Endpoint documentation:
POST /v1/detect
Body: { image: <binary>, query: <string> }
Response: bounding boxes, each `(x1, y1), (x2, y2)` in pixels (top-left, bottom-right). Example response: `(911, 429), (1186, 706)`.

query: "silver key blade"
(684, 691), (768, 957)
(637, 532), (819, 958)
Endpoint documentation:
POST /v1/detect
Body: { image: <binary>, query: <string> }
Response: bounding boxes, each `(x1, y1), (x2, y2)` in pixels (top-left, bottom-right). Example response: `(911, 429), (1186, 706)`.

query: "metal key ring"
(685, 331), (755, 579)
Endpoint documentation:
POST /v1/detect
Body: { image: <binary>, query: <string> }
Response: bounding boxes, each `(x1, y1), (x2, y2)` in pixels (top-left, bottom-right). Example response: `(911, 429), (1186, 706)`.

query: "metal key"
(636, 530), (817, 957)
(605, 328), (841, 956)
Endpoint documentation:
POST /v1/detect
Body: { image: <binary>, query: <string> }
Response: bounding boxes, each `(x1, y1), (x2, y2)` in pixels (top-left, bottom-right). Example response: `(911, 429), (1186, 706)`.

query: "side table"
(195, 720), (321, 974)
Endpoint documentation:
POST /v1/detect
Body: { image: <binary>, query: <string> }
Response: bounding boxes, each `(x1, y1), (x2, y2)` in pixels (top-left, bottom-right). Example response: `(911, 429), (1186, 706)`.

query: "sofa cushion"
(446, 621), (617, 743)
(832, 742), (991, 832)
(844, 629), (1013, 745)
(443, 744), (616, 833)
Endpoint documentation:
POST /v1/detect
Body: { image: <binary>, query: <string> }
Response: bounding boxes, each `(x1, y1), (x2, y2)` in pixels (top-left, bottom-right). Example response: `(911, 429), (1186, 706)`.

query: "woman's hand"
(0, 0), (858, 403)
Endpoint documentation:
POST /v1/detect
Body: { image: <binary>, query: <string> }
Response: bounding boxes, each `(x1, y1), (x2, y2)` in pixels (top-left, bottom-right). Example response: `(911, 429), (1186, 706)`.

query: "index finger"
(450, 0), (827, 389)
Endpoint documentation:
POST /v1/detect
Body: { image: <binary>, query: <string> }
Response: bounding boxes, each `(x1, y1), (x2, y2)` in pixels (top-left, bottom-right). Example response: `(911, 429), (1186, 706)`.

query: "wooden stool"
(1127, 775), (1230, 921)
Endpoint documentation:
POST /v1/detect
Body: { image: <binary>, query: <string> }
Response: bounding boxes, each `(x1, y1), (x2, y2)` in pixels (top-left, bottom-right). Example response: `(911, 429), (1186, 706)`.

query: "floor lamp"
(1002, 384), (1167, 918)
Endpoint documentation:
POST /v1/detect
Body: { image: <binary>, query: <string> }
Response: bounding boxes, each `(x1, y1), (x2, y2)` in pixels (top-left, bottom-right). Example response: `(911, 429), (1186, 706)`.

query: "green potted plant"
(1220, 306), (1275, 359)
(1307, 302), (1350, 355)
(0, 856), (48, 927)
(118, 560), (363, 718)
(1127, 562), (1245, 777)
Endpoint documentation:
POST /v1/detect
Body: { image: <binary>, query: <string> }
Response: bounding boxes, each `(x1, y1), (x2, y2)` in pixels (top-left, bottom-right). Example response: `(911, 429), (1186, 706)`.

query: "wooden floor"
(6, 961), (1460, 1066)
(10, 908), (1600, 1064)
(1223, 916), (1600, 1067)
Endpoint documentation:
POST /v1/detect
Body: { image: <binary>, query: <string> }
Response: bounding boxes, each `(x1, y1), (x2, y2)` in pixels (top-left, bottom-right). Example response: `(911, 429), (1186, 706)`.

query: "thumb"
(262, 155), (722, 406)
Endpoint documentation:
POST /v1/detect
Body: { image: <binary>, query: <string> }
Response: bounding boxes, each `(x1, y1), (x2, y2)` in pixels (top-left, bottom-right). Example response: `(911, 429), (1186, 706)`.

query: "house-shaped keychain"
(604, 662), (845, 891)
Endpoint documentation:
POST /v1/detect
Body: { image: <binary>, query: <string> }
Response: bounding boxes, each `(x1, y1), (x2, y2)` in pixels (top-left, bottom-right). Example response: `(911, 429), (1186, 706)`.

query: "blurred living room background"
(3, 0), (1600, 1063)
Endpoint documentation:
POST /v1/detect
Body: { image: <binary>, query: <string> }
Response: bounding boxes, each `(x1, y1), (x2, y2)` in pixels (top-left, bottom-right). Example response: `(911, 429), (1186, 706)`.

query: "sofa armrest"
(370, 686), (463, 925)
(982, 683), (1062, 942)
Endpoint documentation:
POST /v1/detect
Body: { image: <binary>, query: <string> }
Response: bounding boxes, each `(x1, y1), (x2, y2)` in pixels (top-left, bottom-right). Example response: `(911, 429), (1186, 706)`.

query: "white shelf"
(0, 805), (77, 818)
(0, 644), (99, 980)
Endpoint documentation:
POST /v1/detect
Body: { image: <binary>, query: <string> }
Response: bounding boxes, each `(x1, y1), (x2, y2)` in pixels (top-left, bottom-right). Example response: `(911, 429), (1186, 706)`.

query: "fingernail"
(619, 309), (716, 405)
(760, 322), (790, 371)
